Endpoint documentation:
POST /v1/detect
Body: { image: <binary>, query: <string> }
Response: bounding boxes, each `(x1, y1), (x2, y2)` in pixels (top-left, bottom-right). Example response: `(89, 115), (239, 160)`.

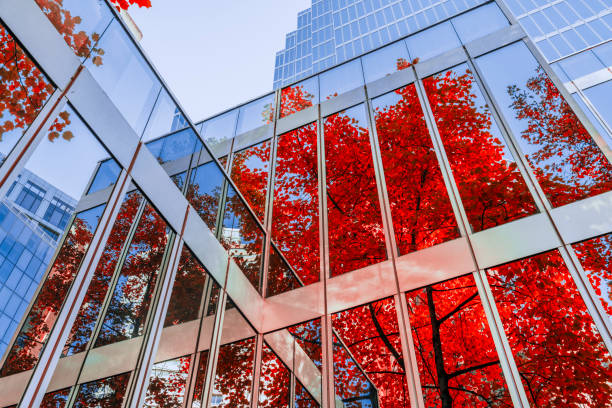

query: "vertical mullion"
(250, 333), (264, 408)
(395, 294), (425, 408)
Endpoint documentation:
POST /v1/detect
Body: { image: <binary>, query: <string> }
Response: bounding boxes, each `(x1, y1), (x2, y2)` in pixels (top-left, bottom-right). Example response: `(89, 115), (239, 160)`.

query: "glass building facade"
(0, 0), (611, 407)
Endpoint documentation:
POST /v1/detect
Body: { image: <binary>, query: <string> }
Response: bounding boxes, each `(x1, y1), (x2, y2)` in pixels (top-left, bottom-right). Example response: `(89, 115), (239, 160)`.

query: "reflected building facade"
(0, 0), (611, 407)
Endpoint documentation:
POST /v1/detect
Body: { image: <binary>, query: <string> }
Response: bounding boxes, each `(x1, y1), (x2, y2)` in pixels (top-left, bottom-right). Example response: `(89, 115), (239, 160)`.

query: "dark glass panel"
(295, 381), (319, 408)
(171, 171), (187, 191)
(476, 42), (612, 207)
(573, 234), (612, 322)
(258, 344), (291, 407)
(372, 84), (460, 255)
(190, 351), (209, 408)
(144, 356), (192, 407)
(0, 24), (55, 165)
(41, 388), (70, 408)
(406, 275), (511, 407)
(212, 337), (256, 407)
(221, 186), (264, 292)
(164, 247), (209, 327)
(74, 372), (130, 407)
(332, 333), (377, 407)
(0, 204), (105, 376)
(86, 158), (121, 195)
(424, 64), (538, 232)
(95, 202), (170, 347)
(272, 123), (320, 285)
(332, 297), (409, 408)
(280, 77), (319, 118)
(287, 319), (322, 372)
(324, 105), (386, 276)
(487, 251), (612, 407)
(63, 192), (143, 356)
(145, 128), (200, 165)
(266, 244), (301, 297)
(230, 141), (271, 222)
(187, 160), (224, 232)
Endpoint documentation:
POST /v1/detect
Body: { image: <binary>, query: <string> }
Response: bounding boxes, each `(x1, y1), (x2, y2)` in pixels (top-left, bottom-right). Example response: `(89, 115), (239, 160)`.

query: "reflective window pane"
(319, 59), (364, 100)
(266, 244), (301, 297)
(406, 22), (461, 62)
(0, 24), (55, 166)
(424, 64), (538, 232)
(332, 297), (409, 407)
(201, 110), (238, 148)
(272, 123), (320, 285)
(86, 158), (121, 195)
(406, 275), (511, 406)
(295, 381), (319, 408)
(0, 204), (104, 376)
(451, 3), (509, 44)
(63, 192), (143, 356)
(221, 186), (264, 292)
(74, 372), (131, 407)
(487, 251), (612, 407)
(213, 337), (256, 407)
(142, 89), (188, 142)
(476, 42), (612, 207)
(361, 41), (411, 83)
(287, 319), (322, 372)
(236, 94), (275, 135)
(572, 234), (612, 322)
(280, 77), (319, 118)
(258, 344), (291, 407)
(373, 85), (460, 255)
(187, 157), (225, 232)
(144, 356), (192, 407)
(95, 202), (170, 347)
(86, 19), (161, 136)
(145, 128), (200, 165)
(230, 140), (271, 222)
(324, 105), (386, 276)
(41, 388), (70, 408)
(583, 80), (612, 141)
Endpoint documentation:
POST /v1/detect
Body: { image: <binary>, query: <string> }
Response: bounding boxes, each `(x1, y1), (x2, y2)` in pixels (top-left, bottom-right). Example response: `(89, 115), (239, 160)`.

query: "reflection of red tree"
(213, 338), (256, 407)
(230, 141), (271, 222)
(258, 344), (291, 407)
(73, 372), (130, 407)
(144, 356), (192, 407)
(573, 234), (612, 318)
(488, 250), (612, 407)
(406, 275), (511, 407)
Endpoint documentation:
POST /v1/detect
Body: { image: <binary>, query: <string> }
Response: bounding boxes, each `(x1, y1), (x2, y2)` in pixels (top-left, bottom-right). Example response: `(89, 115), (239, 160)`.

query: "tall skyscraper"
(0, 0), (611, 407)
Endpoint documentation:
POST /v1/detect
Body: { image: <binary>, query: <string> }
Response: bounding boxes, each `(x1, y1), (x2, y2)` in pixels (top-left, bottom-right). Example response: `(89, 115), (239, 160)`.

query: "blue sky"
(130, 0), (312, 122)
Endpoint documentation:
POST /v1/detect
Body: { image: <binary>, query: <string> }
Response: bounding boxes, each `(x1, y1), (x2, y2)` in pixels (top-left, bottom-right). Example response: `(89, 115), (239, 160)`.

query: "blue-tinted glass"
(86, 20), (161, 136)
(142, 89), (188, 142)
(562, 29), (587, 51)
(584, 80), (612, 143)
(236, 94), (275, 135)
(280, 77), (319, 118)
(520, 16), (543, 37)
(559, 51), (605, 80)
(188, 159), (225, 232)
(201, 110), (238, 147)
(572, 92), (612, 145)
(145, 128), (199, 165)
(406, 22), (461, 62)
(319, 59), (364, 99)
(549, 34), (572, 57)
(593, 42), (612, 67)
(452, 3), (509, 43)
(536, 39), (560, 61)
(87, 159), (121, 195)
(361, 41), (410, 83)
(575, 24), (599, 46)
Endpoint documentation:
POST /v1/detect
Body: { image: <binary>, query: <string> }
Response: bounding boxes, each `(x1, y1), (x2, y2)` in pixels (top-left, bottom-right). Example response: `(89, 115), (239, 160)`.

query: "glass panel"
(584, 80), (612, 138)
(258, 344), (291, 407)
(85, 19), (161, 136)
(295, 381), (319, 408)
(187, 157), (225, 233)
(324, 105), (386, 276)
(405, 22), (461, 62)
(142, 89), (188, 142)
(230, 140), (271, 222)
(86, 159), (121, 195)
(190, 351), (209, 408)
(74, 372), (131, 407)
(63, 191), (143, 356)
(266, 244), (301, 297)
(287, 319), (322, 372)
(424, 64), (538, 232)
(372, 85), (460, 255)
(572, 234), (612, 322)
(41, 388), (70, 408)
(451, 3), (509, 44)
(144, 356), (192, 407)
(221, 186), (264, 292)
(476, 42), (612, 207)
(361, 41), (411, 83)
(164, 247), (209, 327)
(332, 297), (410, 407)
(171, 171), (187, 192)
(405, 275), (511, 406)
(34, 0), (112, 59)
(0, 24), (55, 166)
(145, 128), (200, 165)
(558, 51), (605, 80)
(201, 110), (238, 148)
(280, 77), (319, 118)
(0, 203), (104, 376)
(236, 94), (275, 135)
(94, 202), (170, 347)
(487, 250), (612, 407)
(332, 332), (377, 406)
(319, 59), (364, 100)
(272, 123), (320, 286)
(212, 337), (256, 407)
